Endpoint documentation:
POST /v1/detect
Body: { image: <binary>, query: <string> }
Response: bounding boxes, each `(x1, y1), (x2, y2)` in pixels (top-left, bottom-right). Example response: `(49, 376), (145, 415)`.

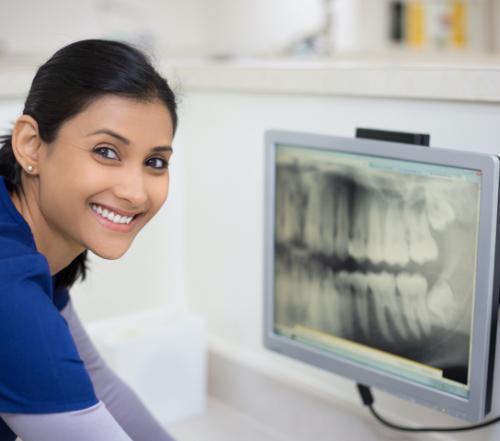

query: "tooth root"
(307, 267), (342, 335)
(372, 271), (410, 341)
(276, 166), (303, 244)
(427, 280), (457, 327)
(333, 181), (350, 260)
(406, 206), (439, 265)
(396, 273), (431, 340)
(351, 272), (369, 337)
(366, 193), (385, 264)
(320, 177), (335, 255)
(334, 271), (355, 337)
(348, 187), (368, 261)
(384, 199), (409, 266)
(303, 172), (325, 253)
(367, 272), (396, 342)
(305, 264), (321, 329)
(275, 170), (286, 243)
(326, 270), (343, 334)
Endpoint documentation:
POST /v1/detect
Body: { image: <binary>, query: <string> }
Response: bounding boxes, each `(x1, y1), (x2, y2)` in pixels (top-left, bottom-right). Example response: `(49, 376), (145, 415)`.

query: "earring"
(27, 165), (33, 173)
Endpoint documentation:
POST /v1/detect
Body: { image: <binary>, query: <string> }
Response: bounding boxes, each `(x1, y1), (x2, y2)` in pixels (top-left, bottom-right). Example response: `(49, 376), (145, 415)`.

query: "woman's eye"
(94, 146), (119, 160)
(146, 157), (169, 170)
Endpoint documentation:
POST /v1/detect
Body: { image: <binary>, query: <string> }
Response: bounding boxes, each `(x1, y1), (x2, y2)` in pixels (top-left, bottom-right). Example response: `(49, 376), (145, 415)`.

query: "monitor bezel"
(263, 130), (500, 422)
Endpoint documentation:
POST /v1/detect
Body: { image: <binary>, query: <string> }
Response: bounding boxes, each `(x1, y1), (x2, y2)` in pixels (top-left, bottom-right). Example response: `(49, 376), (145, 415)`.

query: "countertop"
(168, 397), (287, 441)
(2, 52), (500, 102)
(161, 54), (500, 103)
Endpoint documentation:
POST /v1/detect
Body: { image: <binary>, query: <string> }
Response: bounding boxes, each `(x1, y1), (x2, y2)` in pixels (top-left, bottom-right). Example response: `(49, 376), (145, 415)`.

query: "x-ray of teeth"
(274, 152), (480, 385)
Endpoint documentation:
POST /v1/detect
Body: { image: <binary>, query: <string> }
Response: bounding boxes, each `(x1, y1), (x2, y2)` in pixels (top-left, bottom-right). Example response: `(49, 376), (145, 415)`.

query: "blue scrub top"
(0, 176), (98, 440)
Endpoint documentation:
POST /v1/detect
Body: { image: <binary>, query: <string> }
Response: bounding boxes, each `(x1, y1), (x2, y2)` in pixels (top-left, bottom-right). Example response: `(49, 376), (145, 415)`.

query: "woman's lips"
(89, 203), (140, 233)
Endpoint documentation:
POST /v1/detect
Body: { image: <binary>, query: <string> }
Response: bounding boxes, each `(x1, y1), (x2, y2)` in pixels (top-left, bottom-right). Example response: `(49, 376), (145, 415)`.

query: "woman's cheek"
(153, 177), (170, 208)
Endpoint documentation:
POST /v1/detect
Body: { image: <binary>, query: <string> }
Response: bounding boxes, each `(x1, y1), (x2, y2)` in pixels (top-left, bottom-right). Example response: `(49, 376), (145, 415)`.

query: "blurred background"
(2, 2), (500, 441)
(1, 0), (500, 60)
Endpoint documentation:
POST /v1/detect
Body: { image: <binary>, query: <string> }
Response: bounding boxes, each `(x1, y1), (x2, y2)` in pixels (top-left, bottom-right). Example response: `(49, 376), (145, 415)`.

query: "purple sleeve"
(1, 401), (132, 441)
(60, 299), (176, 441)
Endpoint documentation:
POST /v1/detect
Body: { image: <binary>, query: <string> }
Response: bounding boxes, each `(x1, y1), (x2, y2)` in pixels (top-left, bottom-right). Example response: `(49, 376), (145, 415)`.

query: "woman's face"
(37, 95), (174, 259)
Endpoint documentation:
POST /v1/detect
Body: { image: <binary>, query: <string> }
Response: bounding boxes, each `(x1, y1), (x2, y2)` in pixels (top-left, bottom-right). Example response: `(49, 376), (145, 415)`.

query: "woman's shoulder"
(0, 273), (97, 414)
(0, 251), (52, 302)
(0, 178), (54, 301)
(0, 176), (37, 259)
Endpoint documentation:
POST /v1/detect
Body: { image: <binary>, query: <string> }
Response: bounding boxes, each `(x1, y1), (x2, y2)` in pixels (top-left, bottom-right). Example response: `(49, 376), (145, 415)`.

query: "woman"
(0, 39), (177, 441)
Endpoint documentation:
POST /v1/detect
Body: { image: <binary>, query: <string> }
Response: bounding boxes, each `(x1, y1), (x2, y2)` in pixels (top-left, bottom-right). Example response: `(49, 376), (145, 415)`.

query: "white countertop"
(2, 53), (500, 102)
(161, 55), (500, 103)
(168, 397), (287, 441)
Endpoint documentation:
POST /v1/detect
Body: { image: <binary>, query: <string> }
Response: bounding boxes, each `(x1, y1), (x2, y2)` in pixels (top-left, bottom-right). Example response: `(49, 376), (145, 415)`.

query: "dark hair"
(0, 39), (178, 289)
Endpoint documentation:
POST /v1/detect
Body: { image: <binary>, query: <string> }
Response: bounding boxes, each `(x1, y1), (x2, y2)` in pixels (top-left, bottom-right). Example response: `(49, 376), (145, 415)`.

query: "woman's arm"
(60, 299), (176, 441)
(1, 401), (132, 441)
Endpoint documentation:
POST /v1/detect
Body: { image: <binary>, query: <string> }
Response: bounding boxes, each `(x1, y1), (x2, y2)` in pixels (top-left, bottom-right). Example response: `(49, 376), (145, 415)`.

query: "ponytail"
(0, 134), (21, 193)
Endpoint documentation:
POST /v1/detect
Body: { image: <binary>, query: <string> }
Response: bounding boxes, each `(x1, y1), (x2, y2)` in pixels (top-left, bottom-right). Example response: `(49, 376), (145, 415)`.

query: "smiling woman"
(0, 40), (178, 441)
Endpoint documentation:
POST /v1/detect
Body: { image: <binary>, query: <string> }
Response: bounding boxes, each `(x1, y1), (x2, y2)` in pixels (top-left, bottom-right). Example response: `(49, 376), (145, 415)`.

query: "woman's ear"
(11, 115), (43, 175)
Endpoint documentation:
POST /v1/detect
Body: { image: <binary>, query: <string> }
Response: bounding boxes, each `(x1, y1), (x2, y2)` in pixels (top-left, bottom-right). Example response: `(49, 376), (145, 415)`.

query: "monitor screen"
(264, 130), (500, 422)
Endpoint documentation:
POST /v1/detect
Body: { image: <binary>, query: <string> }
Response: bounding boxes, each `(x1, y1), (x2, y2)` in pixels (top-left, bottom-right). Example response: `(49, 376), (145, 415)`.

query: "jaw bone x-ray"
(274, 146), (480, 385)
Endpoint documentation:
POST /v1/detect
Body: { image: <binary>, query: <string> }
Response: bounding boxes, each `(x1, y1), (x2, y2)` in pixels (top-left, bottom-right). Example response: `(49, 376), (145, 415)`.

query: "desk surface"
(168, 397), (287, 441)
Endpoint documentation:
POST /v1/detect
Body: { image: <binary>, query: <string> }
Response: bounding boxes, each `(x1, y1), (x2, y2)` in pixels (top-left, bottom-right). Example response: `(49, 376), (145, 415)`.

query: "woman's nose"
(113, 169), (148, 208)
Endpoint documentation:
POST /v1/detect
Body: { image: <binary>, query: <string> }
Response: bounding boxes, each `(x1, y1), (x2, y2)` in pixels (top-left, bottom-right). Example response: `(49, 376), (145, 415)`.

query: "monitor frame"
(263, 129), (500, 422)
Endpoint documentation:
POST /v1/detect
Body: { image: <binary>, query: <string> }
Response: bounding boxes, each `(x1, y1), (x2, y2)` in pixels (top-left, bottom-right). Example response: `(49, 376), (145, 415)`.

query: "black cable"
(357, 383), (500, 433)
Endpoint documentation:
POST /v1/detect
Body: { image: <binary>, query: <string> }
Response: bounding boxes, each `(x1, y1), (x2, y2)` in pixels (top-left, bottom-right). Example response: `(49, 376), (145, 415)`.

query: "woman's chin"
(90, 244), (130, 260)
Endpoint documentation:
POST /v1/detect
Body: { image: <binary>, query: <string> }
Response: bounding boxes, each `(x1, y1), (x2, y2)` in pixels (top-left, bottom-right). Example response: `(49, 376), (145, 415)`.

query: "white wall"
(177, 89), (500, 440)
(201, 0), (324, 57)
(0, 0), (210, 57)
(0, 0), (325, 59)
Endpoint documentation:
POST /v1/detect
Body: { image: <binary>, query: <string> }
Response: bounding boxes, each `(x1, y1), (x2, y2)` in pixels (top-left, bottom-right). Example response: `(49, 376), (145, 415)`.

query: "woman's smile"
(89, 202), (141, 233)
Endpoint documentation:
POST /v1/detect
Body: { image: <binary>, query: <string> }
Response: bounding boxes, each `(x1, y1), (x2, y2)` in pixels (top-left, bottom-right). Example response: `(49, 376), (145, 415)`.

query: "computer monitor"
(263, 130), (500, 422)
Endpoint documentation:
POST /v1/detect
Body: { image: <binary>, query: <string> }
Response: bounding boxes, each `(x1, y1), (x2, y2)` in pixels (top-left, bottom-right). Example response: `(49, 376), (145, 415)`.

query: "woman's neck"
(11, 183), (84, 275)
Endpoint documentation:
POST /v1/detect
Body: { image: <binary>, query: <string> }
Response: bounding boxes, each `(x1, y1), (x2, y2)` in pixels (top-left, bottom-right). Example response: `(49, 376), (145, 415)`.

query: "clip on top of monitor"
(356, 127), (430, 147)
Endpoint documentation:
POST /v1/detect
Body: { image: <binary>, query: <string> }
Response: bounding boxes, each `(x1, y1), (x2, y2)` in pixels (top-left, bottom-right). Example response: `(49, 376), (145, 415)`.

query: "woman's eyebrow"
(87, 129), (173, 152)
(151, 146), (173, 153)
(88, 128), (130, 145)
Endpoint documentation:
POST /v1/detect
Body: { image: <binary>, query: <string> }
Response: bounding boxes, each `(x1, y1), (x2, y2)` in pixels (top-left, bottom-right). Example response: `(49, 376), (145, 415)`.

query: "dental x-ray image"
(274, 145), (481, 385)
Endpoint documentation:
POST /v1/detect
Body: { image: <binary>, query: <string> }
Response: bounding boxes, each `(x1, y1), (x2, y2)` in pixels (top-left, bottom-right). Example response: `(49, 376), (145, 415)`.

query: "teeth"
(367, 271), (409, 342)
(348, 187), (368, 261)
(319, 176), (335, 255)
(305, 265), (341, 334)
(90, 204), (133, 225)
(334, 271), (356, 336)
(350, 271), (369, 337)
(365, 192), (385, 264)
(333, 181), (350, 260)
(405, 203), (439, 265)
(384, 198), (409, 266)
(276, 166), (303, 243)
(303, 171), (324, 252)
(396, 273), (431, 340)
